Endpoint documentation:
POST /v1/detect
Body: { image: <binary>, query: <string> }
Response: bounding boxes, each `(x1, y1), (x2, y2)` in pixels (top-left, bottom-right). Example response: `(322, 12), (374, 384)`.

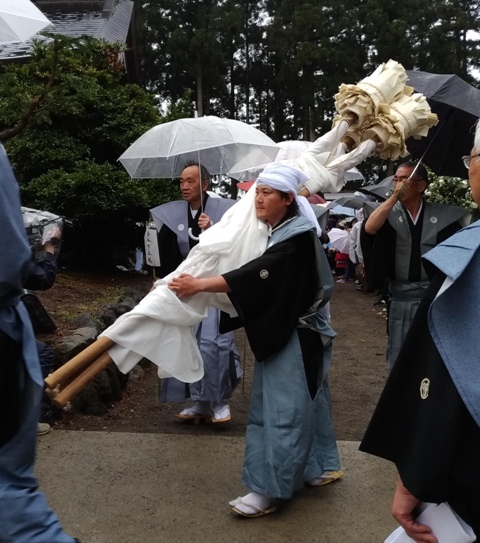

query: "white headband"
(256, 163), (321, 236)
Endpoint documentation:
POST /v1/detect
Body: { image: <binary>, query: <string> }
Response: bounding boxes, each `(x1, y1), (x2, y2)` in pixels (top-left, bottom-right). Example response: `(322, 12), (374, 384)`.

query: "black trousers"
(0, 332), (22, 447)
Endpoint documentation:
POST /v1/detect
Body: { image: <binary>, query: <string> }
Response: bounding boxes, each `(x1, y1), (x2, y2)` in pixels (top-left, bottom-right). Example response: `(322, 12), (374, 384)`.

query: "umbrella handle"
(188, 227), (200, 241)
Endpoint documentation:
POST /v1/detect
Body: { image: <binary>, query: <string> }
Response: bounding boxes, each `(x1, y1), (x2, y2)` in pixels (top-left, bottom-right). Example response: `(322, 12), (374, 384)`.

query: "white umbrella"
(276, 140), (311, 161)
(21, 206), (65, 258)
(0, 0), (52, 44)
(21, 206), (62, 229)
(118, 116), (280, 179)
(229, 140), (311, 180)
(327, 227), (350, 253)
(230, 139), (364, 183)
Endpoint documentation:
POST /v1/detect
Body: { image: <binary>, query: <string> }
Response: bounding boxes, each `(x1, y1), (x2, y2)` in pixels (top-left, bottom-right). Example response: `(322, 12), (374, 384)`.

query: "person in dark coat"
(360, 126), (480, 542)
(361, 161), (470, 367)
(23, 224), (63, 432)
(169, 163), (336, 517)
(0, 144), (78, 542)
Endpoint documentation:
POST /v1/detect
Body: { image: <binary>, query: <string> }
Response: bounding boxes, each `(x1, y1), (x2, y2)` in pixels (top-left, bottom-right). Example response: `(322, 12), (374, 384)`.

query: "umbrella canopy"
(21, 206), (63, 229)
(345, 166), (364, 182)
(327, 195), (366, 210)
(405, 70), (480, 177)
(327, 227), (350, 253)
(229, 139), (364, 183)
(118, 116), (280, 178)
(310, 203), (329, 234)
(229, 140), (311, 180)
(307, 193), (327, 204)
(276, 140), (311, 161)
(0, 0), (52, 44)
(328, 205), (356, 217)
(357, 176), (394, 201)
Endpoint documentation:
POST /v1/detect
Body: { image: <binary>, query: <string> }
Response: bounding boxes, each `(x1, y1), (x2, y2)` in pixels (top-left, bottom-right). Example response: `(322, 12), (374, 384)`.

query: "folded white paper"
(385, 502), (475, 543)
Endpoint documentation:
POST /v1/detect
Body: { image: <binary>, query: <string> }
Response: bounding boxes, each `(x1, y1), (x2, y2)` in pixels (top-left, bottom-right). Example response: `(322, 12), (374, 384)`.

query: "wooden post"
(44, 336), (114, 391)
(50, 351), (113, 408)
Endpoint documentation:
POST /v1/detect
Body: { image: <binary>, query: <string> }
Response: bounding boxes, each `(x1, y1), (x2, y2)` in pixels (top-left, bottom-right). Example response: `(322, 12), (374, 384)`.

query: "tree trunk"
(196, 68), (204, 117)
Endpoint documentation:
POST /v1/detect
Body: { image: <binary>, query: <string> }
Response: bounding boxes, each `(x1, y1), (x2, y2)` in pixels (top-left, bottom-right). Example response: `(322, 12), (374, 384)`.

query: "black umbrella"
(310, 203), (329, 233)
(326, 195), (368, 210)
(405, 70), (480, 177)
(357, 176), (394, 201)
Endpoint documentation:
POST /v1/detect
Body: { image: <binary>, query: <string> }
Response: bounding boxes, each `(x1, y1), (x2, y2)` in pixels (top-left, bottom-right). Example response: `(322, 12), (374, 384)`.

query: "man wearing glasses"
(361, 161), (471, 368)
(360, 134), (480, 543)
(463, 152), (480, 169)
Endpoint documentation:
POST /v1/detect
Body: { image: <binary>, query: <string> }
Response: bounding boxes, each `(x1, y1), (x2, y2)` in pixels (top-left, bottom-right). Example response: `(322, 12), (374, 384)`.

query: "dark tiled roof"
(98, 1), (134, 42)
(0, 0), (133, 62)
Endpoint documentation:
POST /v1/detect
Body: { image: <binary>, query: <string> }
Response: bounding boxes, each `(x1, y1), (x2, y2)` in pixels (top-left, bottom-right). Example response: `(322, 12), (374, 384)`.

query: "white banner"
(144, 226), (160, 267)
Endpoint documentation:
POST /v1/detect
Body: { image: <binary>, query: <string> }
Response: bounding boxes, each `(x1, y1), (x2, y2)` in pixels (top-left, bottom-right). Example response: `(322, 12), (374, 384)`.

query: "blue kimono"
(361, 221), (480, 537)
(223, 215), (336, 499)
(0, 145), (76, 543)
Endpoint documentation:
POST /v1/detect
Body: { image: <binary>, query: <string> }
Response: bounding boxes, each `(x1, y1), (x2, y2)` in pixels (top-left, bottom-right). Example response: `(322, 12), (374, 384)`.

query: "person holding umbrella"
(360, 122), (480, 542)
(168, 163), (335, 517)
(361, 160), (470, 368)
(151, 161), (242, 423)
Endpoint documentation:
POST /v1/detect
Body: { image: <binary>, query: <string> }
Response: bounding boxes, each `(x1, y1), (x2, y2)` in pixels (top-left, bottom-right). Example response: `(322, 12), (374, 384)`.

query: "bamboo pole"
(44, 336), (114, 391)
(50, 351), (113, 408)
(241, 331), (246, 394)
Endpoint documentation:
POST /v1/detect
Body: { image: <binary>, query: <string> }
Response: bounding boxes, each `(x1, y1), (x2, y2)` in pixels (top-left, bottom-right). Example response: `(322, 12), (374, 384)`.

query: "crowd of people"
(324, 212), (365, 287)
(2, 114), (480, 540)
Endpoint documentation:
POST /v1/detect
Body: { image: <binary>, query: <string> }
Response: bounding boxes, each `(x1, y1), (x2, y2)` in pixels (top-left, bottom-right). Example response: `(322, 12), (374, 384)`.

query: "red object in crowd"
(237, 181), (255, 191)
(307, 193), (327, 204)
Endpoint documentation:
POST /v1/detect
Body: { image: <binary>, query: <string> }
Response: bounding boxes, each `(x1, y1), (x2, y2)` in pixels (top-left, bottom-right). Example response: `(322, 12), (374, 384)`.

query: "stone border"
(51, 284), (150, 415)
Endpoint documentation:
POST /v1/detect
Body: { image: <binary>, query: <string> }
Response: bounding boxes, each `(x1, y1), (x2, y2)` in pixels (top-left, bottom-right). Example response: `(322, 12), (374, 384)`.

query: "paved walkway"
(37, 431), (398, 543)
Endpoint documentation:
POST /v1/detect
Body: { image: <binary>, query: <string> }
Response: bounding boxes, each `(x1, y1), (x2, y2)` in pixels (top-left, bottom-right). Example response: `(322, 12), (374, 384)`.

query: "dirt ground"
(37, 270), (389, 441)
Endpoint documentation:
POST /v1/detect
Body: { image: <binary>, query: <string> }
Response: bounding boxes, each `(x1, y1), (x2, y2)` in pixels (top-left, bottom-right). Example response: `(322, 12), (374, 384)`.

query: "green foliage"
(424, 174), (479, 219)
(160, 90), (195, 122)
(137, 0), (480, 141)
(21, 162), (180, 264)
(2, 37), (161, 175)
(22, 162), (147, 224)
(6, 131), (91, 183)
(0, 36), (175, 266)
(21, 161), (181, 225)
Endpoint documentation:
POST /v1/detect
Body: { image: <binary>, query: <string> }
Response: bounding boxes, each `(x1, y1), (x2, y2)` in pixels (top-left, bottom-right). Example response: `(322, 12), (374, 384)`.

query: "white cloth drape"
(290, 121), (377, 193)
(101, 188), (269, 382)
(101, 124), (378, 383)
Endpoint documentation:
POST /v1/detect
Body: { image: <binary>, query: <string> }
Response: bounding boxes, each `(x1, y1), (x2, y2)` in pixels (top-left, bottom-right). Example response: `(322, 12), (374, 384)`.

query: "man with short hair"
(150, 161), (241, 422)
(168, 162), (335, 517)
(361, 161), (470, 367)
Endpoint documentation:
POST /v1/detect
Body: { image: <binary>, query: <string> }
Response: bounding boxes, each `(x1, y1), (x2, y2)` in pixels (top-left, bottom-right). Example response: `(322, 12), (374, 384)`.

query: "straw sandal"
(175, 404), (210, 420)
(211, 404), (231, 423)
(230, 496), (277, 518)
(306, 470), (343, 487)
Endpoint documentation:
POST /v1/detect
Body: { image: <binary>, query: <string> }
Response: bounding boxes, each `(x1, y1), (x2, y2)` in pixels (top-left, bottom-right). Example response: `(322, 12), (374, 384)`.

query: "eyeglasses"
(393, 175), (424, 183)
(462, 153), (480, 169)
